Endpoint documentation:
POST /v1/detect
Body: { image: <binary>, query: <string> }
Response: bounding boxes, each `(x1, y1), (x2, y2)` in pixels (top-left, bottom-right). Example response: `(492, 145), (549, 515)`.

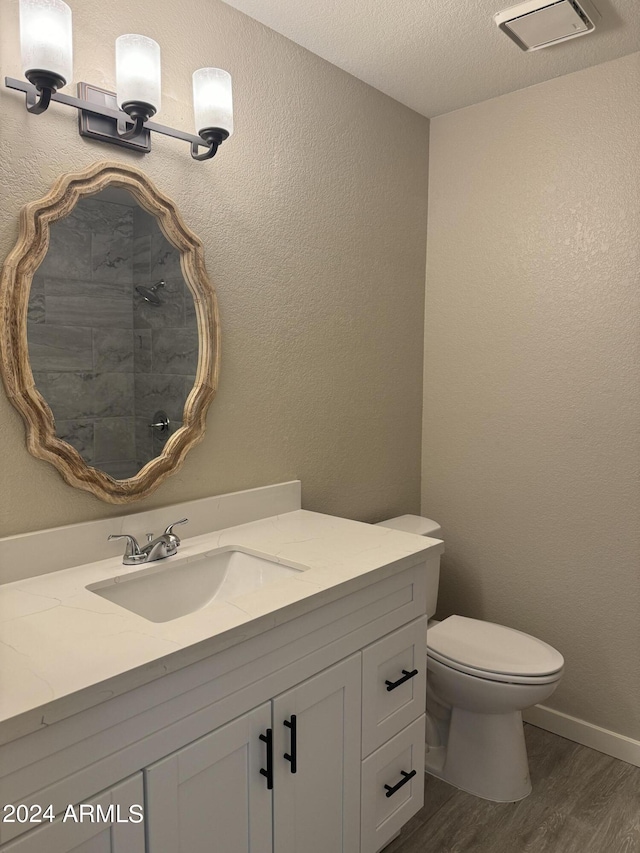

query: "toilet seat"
(427, 616), (564, 685)
(427, 651), (563, 684)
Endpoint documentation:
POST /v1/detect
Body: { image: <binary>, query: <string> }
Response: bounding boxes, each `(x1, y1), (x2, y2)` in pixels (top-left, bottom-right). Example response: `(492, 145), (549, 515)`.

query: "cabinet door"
(0, 775), (144, 853)
(145, 703), (272, 853)
(272, 654), (361, 853)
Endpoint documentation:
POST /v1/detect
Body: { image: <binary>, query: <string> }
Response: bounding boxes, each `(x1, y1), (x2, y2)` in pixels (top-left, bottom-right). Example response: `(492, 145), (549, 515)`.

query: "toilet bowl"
(376, 515), (564, 802)
(426, 615), (563, 801)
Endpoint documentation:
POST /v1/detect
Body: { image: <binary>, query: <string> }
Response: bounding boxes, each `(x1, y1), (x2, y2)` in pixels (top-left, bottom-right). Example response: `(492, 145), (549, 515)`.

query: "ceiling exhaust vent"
(494, 0), (600, 51)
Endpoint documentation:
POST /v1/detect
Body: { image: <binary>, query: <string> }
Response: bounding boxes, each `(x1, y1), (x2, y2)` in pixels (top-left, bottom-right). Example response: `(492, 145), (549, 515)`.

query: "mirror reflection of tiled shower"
(26, 189), (198, 480)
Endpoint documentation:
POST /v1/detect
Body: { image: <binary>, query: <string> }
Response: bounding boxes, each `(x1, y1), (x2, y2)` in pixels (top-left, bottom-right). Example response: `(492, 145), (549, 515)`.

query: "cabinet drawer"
(361, 617), (426, 756)
(360, 715), (425, 853)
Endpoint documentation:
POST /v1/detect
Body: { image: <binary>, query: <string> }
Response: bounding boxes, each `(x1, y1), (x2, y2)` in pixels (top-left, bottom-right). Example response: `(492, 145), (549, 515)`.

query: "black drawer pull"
(259, 728), (273, 790)
(385, 668), (419, 692)
(284, 714), (297, 774)
(384, 769), (416, 798)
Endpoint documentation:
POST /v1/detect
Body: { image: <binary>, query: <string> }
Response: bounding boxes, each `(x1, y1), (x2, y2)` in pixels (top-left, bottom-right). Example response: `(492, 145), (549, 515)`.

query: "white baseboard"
(524, 704), (640, 768)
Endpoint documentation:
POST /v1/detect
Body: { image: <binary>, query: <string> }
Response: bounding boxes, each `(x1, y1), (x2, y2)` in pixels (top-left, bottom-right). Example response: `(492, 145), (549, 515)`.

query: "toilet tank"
(375, 515), (442, 618)
(375, 514), (442, 538)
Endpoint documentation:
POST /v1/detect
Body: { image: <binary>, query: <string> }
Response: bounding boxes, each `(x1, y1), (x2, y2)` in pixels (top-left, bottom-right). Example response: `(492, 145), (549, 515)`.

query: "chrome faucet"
(108, 518), (189, 565)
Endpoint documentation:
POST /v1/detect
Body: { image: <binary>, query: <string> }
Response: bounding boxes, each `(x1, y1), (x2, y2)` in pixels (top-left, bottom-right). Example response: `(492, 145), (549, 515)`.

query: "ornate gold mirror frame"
(0, 161), (219, 503)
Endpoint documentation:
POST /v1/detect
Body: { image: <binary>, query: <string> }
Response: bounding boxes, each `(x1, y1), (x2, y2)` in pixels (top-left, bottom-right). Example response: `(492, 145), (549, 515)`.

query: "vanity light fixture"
(19, 0), (72, 114)
(115, 34), (161, 141)
(192, 68), (233, 160)
(5, 0), (233, 161)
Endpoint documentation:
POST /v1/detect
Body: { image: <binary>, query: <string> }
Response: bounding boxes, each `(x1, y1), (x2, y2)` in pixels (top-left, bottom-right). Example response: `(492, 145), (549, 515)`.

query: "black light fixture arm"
(118, 101), (156, 140)
(190, 127), (229, 161)
(24, 70), (66, 115)
(118, 114), (145, 141)
(26, 86), (53, 115)
(5, 77), (228, 161)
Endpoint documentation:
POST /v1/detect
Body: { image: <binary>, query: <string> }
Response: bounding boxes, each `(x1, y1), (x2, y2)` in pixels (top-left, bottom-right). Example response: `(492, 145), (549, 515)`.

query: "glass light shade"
(20, 0), (72, 86)
(193, 68), (233, 137)
(116, 34), (161, 114)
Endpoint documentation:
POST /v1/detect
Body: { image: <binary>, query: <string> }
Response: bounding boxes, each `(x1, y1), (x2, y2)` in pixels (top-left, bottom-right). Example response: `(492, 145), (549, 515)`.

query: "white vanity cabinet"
(143, 619), (427, 853)
(0, 555), (440, 853)
(146, 655), (361, 853)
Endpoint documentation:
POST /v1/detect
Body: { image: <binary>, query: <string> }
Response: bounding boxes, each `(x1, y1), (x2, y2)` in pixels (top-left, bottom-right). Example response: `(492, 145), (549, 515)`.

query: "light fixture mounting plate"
(77, 82), (151, 152)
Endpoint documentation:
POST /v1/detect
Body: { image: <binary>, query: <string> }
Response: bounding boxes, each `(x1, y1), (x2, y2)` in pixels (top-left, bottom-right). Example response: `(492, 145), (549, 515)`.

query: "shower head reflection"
(136, 279), (165, 306)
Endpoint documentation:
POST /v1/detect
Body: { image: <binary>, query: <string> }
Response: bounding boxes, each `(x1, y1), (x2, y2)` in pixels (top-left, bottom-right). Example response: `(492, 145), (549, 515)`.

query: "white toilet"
(376, 515), (564, 803)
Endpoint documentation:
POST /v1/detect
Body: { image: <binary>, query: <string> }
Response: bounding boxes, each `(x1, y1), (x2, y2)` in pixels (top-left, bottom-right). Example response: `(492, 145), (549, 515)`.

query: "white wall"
(423, 53), (640, 741)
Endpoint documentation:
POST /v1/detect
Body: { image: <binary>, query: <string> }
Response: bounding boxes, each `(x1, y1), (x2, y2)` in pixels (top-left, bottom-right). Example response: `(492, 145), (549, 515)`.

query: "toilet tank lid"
(375, 515), (442, 537)
(428, 616), (564, 677)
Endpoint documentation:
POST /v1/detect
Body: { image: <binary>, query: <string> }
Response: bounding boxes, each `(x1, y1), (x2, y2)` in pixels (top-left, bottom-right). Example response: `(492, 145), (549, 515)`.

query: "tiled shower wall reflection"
(27, 194), (198, 480)
(131, 205), (198, 472)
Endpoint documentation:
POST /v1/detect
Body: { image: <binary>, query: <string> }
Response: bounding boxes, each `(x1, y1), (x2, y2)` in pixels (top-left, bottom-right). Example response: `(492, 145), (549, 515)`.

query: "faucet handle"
(163, 518), (188, 547)
(108, 533), (142, 559)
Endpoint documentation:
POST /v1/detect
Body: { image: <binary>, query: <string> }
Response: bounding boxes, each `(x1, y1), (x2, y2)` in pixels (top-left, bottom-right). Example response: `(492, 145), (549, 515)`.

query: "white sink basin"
(87, 547), (305, 623)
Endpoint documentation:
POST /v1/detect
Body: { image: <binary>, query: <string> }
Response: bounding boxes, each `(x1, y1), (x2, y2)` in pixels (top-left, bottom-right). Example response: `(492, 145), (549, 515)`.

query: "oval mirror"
(0, 162), (219, 503)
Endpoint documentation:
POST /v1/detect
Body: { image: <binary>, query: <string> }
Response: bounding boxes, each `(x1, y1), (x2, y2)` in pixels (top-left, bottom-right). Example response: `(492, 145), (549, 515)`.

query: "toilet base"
(425, 708), (532, 802)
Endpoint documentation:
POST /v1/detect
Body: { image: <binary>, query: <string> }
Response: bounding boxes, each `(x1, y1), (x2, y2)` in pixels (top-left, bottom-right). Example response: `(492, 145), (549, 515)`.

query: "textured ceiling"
(220, 0), (639, 116)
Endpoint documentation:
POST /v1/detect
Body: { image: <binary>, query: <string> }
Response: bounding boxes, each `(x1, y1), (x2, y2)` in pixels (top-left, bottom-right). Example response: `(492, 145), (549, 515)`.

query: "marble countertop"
(0, 510), (443, 743)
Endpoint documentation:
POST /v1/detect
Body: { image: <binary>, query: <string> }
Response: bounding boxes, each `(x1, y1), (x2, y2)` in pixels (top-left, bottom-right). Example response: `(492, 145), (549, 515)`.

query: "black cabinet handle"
(385, 668), (419, 692)
(384, 769), (416, 798)
(283, 715), (297, 774)
(259, 728), (273, 790)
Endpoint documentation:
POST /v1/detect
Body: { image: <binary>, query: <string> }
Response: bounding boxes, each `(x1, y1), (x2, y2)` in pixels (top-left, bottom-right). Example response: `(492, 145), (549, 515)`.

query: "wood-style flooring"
(388, 725), (640, 853)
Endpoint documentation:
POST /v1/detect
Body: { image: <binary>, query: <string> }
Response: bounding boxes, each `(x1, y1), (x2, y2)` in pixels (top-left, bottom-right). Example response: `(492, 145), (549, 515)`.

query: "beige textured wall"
(423, 53), (640, 739)
(0, 0), (429, 536)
